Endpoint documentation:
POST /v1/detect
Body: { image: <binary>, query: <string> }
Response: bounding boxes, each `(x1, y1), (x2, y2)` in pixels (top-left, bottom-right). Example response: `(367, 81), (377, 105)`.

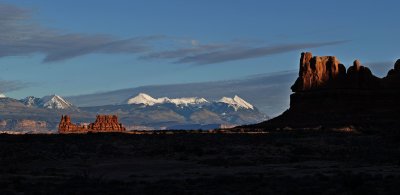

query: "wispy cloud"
(364, 61), (395, 77)
(179, 41), (348, 65)
(141, 40), (349, 65)
(0, 3), (163, 63)
(139, 43), (228, 60)
(0, 79), (30, 93)
(0, 3), (349, 65)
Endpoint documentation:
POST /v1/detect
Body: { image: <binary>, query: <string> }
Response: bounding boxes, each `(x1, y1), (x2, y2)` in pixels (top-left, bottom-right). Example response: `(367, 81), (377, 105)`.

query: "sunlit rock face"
(291, 52), (383, 92)
(291, 52), (346, 92)
(58, 115), (126, 134)
(254, 52), (400, 130)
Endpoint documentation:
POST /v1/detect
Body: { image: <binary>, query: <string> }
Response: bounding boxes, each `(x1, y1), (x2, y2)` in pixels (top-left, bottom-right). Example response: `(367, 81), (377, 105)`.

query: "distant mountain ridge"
(81, 93), (268, 130)
(66, 71), (297, 117)
(20, 95), (76, 110)
(125, 93), (255, 111)
(218, 95), (254, 110)
(126, 93), (209, 106)
(0, 93), (268, 132)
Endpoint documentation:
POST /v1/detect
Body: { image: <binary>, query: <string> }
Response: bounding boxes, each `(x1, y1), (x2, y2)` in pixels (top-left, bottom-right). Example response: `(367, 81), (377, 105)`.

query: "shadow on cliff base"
(241, 52), (400, 132)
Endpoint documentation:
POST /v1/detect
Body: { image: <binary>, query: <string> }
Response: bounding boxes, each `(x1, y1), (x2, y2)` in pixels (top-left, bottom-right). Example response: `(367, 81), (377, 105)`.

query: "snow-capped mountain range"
(17, 93), (256, 112)
(126, 93), (208, 106)
(20, 95), (75, 110)
(126, 93), (254, 110)
(0, 92), (267, 131)
(218, 95), (254, 110)
(40, 95), (74, 109)
(73, 92), (268, 129)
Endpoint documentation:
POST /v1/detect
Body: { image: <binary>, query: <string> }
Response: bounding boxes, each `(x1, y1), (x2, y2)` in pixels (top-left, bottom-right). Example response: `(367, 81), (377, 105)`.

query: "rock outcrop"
(291, 52), (347, 92)
(382, 59), (400, 88)
(291, 52), (382, 91)
(252, 52), (400, 130)
(87, 115), (125, 131)
(347, 60), (380, 89)
(58, 115), (126, 134)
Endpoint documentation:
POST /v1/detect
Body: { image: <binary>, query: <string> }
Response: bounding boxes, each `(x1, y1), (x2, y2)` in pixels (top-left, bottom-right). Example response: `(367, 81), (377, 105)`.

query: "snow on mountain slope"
(39, 95), (74, 109)
(169, 97), (208, 106)
(19, 95), (76, 110)
(126, 93), (255, 111)
(218, 95), (254, 111)
(0, 94), (6, 98)
(21, 96), (40, 107)
(126, 93), (208, 106)
(127, 93), (164, 106)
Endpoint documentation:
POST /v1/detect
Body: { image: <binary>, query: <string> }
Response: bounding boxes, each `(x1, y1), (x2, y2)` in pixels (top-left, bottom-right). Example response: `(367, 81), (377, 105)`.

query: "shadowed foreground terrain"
(1, 132), (400, 194)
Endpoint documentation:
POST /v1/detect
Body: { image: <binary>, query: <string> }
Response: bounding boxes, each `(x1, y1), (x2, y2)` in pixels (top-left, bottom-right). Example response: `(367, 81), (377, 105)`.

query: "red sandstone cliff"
(291, 52), (382, 92)
(58, 115), (126, 134)
(291, 52), (347, 92)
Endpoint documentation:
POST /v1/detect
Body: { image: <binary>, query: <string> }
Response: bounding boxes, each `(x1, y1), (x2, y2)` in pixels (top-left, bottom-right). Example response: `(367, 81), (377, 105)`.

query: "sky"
(0, 0), (399, 99)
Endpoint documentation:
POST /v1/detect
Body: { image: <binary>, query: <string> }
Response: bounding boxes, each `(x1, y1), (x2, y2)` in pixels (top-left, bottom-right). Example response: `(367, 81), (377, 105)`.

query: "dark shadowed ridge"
(246, 52), (400, 131)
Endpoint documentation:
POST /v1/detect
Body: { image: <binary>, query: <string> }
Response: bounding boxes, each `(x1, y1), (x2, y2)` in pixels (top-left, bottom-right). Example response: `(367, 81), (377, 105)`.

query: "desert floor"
(1, 131), (400, 194)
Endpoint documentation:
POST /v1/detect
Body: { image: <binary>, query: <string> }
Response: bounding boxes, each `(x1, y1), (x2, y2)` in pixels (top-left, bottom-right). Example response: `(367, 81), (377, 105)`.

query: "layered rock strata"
(58, 115), (126, 133)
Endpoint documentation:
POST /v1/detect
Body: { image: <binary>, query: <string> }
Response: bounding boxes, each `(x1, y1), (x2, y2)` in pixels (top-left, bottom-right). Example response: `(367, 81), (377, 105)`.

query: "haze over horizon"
(0, 0), (399, 104)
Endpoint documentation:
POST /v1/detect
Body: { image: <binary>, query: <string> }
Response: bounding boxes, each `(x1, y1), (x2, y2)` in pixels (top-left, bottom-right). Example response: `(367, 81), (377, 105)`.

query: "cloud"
(0, 3), (163, 62)
(139, 43), (228, 60)
(177, 41), (349, 65)
(0, 79), (30, 93)
(141, 40), (349, 65)
(364, 61), (394, 77)
(191, 40), (199, 46)
(0, 3), (349, 65)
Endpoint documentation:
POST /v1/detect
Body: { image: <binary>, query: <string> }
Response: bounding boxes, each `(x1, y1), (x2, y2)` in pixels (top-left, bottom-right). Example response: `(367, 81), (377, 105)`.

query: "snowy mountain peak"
(126, 93), (209, 106)
(126, 93), (255, 111)
(218, 95), (254, 110)
(21, 96), (40, 107)
(169, 97), (208, 106)
(233, 95), (254, 109)
(40, 94), (73, 109)
(137, 93), (154, 100)
(127, 93), (163, 106)
(0, 94), (6, 98)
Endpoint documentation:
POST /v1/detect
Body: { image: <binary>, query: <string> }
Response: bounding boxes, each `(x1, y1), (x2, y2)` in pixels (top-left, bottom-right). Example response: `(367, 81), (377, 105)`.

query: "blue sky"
(0, 0), (399, 98)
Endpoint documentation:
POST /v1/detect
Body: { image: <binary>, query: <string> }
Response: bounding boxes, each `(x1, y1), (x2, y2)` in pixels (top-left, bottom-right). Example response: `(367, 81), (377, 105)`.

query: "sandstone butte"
(251, 52), (400, 130)
(58, 115), (126, 134)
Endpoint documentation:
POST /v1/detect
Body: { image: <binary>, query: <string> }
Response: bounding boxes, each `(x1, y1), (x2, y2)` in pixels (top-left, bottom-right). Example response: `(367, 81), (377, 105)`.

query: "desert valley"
(0, 93), (267, 133)
(1, 52), (400, 194)
(1, 1), (399, 194)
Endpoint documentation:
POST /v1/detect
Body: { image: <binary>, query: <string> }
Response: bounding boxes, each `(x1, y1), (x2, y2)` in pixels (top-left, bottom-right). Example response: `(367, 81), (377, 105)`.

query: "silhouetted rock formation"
(347, 60), (380, 89)
(58, 115), (126, 133)
(383, 59), (400, 88)
(253, 52), (400, 130)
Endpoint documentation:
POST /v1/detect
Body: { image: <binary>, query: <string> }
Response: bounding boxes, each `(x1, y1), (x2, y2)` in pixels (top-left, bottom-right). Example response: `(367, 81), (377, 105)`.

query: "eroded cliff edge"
(250, 52), (400, 130)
